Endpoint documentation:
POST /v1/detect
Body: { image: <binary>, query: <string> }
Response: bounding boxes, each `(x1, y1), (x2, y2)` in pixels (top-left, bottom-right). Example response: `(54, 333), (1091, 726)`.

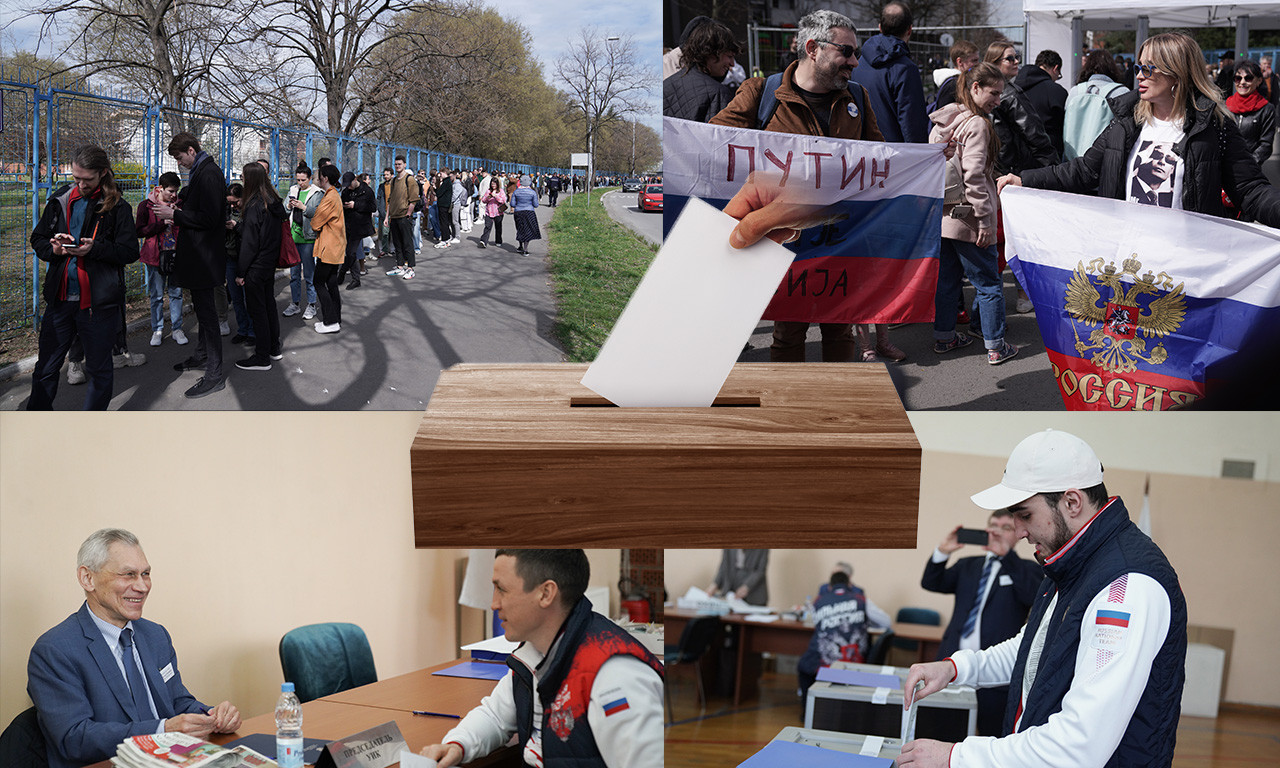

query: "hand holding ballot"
(902, 661), (957, 709)
(418, 742), (463, 767)
(723, 172), (845, 249)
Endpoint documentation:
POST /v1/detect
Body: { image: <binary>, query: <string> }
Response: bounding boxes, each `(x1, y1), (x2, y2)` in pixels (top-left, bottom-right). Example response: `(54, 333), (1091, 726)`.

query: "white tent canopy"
(1025, 0), (1280, 84)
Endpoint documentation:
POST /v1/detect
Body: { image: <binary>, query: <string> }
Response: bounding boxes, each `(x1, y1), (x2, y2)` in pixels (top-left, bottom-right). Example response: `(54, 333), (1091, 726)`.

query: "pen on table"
(413, 710), (461, 719)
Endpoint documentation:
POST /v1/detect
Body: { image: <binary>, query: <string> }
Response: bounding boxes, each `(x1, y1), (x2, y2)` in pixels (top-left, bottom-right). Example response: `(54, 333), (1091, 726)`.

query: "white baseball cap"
(970, 429), (1104, 510)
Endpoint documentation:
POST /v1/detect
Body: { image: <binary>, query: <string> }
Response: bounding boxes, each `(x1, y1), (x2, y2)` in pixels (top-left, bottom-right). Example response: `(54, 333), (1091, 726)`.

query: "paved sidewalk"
(0, 205), (564, 410)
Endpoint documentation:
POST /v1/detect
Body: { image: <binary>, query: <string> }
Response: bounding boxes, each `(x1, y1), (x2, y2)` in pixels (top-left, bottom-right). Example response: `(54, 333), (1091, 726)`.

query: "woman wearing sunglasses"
(999, 32), (1280, 225)
(1226, 58), (1276, 167)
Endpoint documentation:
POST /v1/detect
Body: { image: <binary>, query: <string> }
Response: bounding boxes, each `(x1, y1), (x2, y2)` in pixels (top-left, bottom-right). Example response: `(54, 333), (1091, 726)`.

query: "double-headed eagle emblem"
(1064, 256), (1187, 373)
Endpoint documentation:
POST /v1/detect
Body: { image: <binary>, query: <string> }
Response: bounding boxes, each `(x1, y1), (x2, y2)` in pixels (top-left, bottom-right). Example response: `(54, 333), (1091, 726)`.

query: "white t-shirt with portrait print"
(1125, 117), (1186, 210)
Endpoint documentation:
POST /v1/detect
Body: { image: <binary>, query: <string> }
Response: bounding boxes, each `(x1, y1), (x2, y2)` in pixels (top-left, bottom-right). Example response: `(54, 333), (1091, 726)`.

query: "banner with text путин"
(663, 117), (945, 324)
(1003, 186), (1280, 410)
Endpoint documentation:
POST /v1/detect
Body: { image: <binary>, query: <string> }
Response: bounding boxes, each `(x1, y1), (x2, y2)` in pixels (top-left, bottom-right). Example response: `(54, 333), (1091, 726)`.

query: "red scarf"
(1226, 90), (1269, 115)
(59, 185), (102, 309)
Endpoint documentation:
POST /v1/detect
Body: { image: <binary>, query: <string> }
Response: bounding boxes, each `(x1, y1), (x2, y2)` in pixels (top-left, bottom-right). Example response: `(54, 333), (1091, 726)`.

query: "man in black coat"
(155, 133), (227, 398)
(921, 511), (1042, 736)
(1015, 50), (1069, 159)
(340, 171), (376, 289)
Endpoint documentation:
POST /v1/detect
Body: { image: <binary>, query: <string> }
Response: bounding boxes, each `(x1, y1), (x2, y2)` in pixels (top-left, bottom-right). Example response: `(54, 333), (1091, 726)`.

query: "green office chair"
(891, 607), (942, 655)
(279, 623), (378, 703)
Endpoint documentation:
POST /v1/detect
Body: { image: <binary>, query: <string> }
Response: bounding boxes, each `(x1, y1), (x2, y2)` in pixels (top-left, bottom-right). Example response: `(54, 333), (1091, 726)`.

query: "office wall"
(667, 417), (1280, 708)
(0, 413), (623, 726)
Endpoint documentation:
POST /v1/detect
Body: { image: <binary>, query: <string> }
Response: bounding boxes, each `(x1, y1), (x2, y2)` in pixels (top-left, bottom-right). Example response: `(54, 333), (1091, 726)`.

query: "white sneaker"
(449, 237), (460, 244)
(434, 242), (448, 249)
(218, 320), (230, 336)
(283, 302), (301, 317)
(402, 268), (415, 280)
(1016, 296), (1034, 314)
(172, 329), (188, 345)
(302, 304), (317, 320)
(386, 266), (405, 276)
(150, 330), (163, 346)
(66, 361), (86, 384)
(314, 321), (341, 334)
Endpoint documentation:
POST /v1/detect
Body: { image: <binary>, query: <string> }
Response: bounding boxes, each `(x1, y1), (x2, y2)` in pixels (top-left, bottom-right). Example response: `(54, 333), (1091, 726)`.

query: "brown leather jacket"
(710, 62), (884, 142)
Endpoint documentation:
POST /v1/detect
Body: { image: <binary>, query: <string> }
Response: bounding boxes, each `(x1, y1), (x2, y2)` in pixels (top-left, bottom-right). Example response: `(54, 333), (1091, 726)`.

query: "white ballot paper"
(399, 750), (438, 768)
(581, 197), (796, 407)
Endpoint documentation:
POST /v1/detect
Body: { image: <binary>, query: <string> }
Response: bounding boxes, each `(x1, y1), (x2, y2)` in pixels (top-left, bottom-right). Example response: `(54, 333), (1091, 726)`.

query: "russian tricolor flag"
(1003, 187), (1280, 410)
(663, 117), (944, 324)
(1097, 610), (1132, 628)
(602, 697), (630, 716)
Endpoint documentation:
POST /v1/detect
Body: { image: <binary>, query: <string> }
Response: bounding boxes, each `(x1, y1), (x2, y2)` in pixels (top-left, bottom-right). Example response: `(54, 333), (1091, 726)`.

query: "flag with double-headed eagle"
(1002, 187), (1280, 410)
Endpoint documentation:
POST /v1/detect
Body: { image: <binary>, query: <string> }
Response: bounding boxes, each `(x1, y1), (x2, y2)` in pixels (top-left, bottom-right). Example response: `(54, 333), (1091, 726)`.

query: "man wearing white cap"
(898, 429), (1186, 768)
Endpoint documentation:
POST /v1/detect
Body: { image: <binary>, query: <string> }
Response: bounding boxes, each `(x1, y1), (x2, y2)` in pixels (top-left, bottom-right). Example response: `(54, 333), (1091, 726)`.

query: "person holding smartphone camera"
(920, 508), (1041, 736)
(28, 145), (139, 410)
(928, 62), (1018, 365)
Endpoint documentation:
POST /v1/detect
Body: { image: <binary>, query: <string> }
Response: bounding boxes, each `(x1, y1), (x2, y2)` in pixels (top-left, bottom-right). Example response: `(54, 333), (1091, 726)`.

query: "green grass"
(546, 189), (658, 362)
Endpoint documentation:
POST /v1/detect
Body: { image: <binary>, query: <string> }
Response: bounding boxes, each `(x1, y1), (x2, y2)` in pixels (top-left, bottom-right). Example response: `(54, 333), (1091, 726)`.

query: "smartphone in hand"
(956, 528), (989, 546)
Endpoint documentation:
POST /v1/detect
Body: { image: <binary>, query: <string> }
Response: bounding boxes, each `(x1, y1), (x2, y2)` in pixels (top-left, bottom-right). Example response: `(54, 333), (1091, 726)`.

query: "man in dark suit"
(27, 528), (240, 768)
(155, 132), (228, 398)
(921, 511), (1041, 736)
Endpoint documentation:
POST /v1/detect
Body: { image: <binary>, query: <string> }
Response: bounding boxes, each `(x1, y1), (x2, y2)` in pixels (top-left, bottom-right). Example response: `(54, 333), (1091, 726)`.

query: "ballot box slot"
(568, 396), (762, 407)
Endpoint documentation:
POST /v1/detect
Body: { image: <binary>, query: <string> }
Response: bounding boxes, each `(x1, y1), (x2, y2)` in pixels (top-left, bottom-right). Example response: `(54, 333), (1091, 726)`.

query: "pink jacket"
(135, 192), (180, 267)
(929, 103), (998, 243)
(481, 189), (507, 218)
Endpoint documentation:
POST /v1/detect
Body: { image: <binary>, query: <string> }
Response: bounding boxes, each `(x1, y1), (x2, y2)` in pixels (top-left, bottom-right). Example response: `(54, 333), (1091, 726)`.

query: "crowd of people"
(26, 132), (590, 408)
(665, 9), (1280, 373)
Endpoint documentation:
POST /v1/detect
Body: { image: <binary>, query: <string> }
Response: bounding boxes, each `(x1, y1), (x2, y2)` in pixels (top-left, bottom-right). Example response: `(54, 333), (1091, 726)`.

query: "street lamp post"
(587, 34), (621, 208)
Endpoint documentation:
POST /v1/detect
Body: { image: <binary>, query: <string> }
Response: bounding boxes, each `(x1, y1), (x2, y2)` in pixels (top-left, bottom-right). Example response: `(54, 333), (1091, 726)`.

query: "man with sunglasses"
(710, 9), (884, 363)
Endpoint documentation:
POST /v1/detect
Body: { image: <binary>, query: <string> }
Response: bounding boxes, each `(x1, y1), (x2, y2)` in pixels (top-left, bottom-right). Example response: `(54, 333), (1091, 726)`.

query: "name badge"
(998, 575), (1013, 587)
(160, 663), (175, 682)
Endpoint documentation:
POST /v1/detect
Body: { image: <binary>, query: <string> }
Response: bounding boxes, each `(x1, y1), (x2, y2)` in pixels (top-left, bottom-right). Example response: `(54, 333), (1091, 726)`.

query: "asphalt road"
(0, 204), (564, 410)
(600, 189), (663, 246)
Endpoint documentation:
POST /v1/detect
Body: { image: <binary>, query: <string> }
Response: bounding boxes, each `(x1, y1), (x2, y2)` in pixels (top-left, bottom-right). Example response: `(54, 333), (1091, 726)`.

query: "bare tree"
(554, 28), (655, 190)
(253, 0), (477, 136)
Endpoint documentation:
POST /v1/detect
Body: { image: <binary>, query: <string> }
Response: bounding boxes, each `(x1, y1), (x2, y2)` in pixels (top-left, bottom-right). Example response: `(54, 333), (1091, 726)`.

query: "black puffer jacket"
(992, 79), (1059, 175)
(31, 184), (139, 309)
(664, 67), (736, 123)
(1230, 101), (1276, 166)
(1022, 90), (1280, 226)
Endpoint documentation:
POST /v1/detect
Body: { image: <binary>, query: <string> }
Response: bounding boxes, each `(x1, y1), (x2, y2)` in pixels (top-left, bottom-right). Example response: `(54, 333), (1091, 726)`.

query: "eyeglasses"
(1236, 74), (1256, 82)
(1001, 55), (1021, 64)
(1135, 63), (1164, 78)
(815, 40), (861, 59)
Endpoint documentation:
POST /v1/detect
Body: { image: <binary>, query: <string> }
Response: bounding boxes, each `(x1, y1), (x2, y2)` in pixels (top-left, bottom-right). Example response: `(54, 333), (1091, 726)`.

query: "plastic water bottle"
(275, 682), (303, 768)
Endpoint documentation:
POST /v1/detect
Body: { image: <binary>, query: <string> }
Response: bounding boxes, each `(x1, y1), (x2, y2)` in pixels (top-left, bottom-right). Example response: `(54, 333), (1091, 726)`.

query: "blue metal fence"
(0, 80), (582, 333)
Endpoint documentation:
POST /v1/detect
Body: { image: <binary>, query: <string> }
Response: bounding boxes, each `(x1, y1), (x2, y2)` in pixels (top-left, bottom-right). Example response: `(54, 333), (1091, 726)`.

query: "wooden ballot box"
(805, 663), (977, 742)
(771, 726), (903, 761)
(410, 363), (920, 547)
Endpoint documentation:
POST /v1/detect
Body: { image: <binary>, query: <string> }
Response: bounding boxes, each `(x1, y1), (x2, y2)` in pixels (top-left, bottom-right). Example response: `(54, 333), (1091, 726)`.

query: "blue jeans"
(412, 211), (422, 251)
(934, 237), (1006, 349)
(225, 261), (253, 338)
(289, 241), (317, 305)
(145, 264), (182, 333)
(427, 205), (440, 240)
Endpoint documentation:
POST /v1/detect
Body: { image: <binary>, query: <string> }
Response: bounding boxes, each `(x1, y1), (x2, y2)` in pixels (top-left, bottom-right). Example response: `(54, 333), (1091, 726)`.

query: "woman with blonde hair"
(1000, 32), (1280, 225)
(929, 62), (1018, 365)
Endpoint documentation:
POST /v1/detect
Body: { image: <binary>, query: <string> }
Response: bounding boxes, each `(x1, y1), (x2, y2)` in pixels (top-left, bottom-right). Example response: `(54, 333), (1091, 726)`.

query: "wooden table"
(891, 622), (945, 664)
(84, 659), (518, 768)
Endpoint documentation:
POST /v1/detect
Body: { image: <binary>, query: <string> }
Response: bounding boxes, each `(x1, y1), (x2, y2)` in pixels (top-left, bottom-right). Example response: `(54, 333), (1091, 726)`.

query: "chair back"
(279, 622), (378, 703)
(892, 607), (941, 651)
(0, 706), (47, 768)
(867, 629), (896, 666)
(667, 616), (719, 665)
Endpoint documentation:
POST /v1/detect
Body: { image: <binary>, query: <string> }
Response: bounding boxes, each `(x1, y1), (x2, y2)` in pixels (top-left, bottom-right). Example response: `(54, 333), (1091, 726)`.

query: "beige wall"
(0, 412), (623, 727)
(668, 416), (1280, 708)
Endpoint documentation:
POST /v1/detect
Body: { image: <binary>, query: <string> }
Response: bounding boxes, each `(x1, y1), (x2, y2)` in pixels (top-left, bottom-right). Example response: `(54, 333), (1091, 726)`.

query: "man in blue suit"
(921, 511), (1041, 736)
(28, 528), (241, 767)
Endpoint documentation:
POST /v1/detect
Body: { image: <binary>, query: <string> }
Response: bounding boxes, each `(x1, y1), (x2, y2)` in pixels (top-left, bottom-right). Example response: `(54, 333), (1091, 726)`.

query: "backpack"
(755, 72), (867, 133)
(1063, 81), (1126, 160)
(926, 74), (958, 115)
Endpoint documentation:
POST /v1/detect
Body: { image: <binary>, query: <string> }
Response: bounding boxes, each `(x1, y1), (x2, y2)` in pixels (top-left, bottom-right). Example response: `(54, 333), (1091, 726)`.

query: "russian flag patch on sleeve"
(1096, 610), (1131, 627)
(602, 697), (630, 716)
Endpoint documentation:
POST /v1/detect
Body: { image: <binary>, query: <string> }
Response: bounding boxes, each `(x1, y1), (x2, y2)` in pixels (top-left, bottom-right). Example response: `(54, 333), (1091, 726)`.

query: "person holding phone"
(28, 145), (139, 410)
(920, 508), (1041, 736)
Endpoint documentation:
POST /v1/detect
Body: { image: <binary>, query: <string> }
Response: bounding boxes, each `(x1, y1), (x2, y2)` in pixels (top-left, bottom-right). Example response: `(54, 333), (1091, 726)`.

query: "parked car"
(621, 177), (644, 192)
(638, 183), (662, 212)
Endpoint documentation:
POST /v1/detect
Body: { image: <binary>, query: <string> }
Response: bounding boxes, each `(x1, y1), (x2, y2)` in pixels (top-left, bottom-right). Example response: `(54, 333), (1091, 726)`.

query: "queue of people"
(25, 135), (576, 408)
